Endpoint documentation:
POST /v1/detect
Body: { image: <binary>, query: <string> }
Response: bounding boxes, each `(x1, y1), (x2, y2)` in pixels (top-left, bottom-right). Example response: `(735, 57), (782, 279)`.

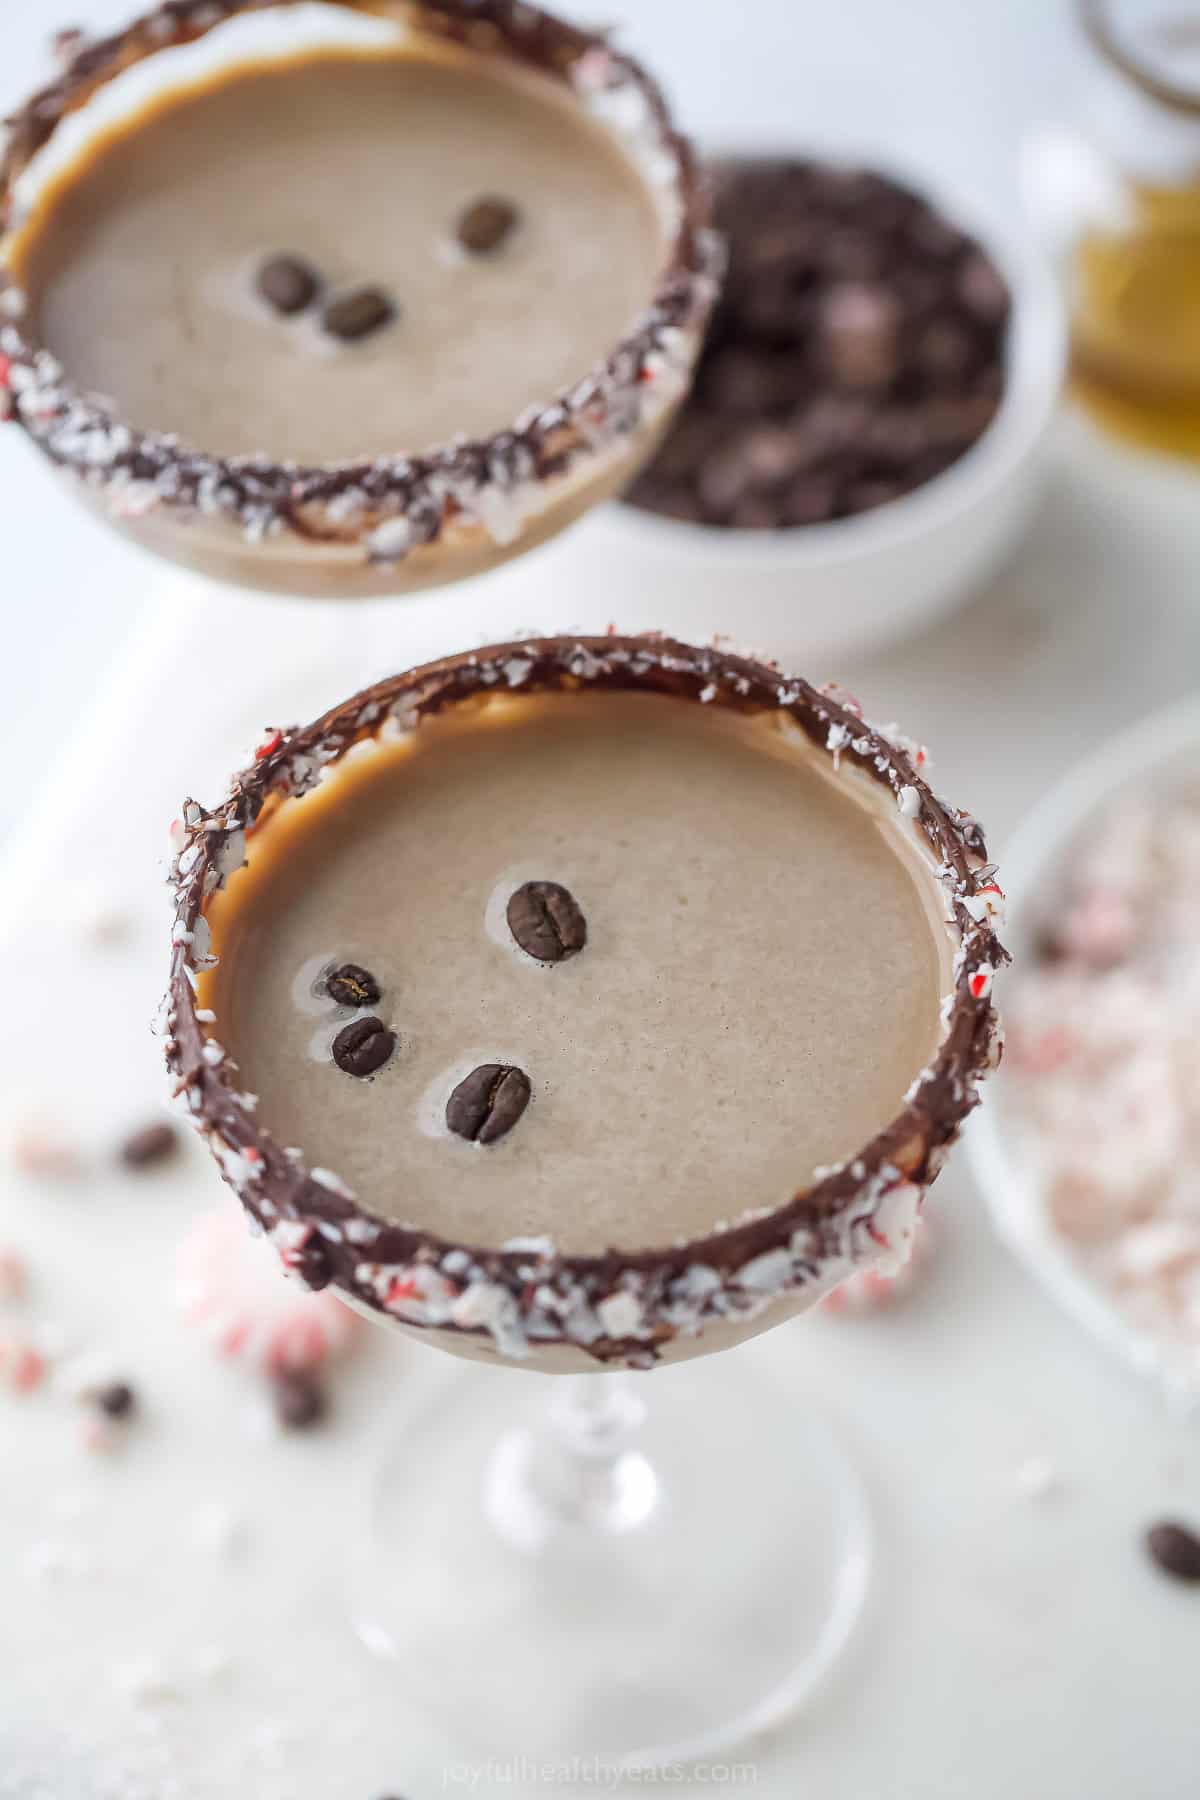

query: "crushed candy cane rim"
(164, 634), (1006, 1365)
(0, 0), (719, 564)
(967, 690), (1200, 1399)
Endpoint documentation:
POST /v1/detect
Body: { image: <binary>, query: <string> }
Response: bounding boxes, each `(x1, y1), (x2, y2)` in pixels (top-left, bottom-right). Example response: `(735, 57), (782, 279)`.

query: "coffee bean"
(446, 1065), (532, 1146)
(507, 881), (587, 963)
(782, 474), (837, 526)
(957, 251), (1010, 326)
(273, 1371), (326, 1430)
(325, 962), (382, 1008)
(624, 157), (1009, 532)
(697, 440), (755, 516)
(95, 1382), (136, 1420)
(915, 318), (974, 382)
(741, 426), (806, 486)
(257, 254), (321, 316)
(1146, 1520), (1200, 1584)
(703, 346), (779, 418)
(731, 494), (780, 530)
(119, 1121), (179, 1170)
(844, 478), (901, 515)
(457, 196), (520, 253)
(332, 1017), (395, 1078)
(322, 287), (397, 343)
(820, 282), (900, 389)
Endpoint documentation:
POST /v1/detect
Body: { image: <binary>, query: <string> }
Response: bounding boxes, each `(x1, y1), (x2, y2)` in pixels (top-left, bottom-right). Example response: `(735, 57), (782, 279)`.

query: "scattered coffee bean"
(626, 157), (1010, 531)
(322, 287), (397, 343)
(257, 254), (321, 316)
(324, 962), (383, 1008)
(119, 1121), (179, 1170)
(457, 196), (519, 253)
(446, 1065), (532, 1146)
(273, 1370), (326, 1430)
(506, 881), (587, 963)
(1146, 1519), (1200, 1584)
(332, 1017), (396, 1078)
(94, 1381), (136, 1420)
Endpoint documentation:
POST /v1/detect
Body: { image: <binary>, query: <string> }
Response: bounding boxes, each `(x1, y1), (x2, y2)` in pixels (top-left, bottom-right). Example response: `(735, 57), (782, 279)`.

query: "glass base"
(351, 1343), (871, 1769)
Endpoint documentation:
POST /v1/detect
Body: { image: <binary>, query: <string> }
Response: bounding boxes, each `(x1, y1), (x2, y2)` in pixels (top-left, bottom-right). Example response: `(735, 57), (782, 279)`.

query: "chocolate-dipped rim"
(164, 635), (1008, 1365)
(0, 0), (719, 565)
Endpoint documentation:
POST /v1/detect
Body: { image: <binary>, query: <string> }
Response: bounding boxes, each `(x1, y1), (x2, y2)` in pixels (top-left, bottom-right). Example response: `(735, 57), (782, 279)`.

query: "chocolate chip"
(119, 1121), (179, 1170)
(95, 1382), (136, 1420)
(1146, 1520), (1200, 1584)
(332, 1017), (395, 1078)
(447, 1065), (532, 1145)
(457, 196), (520, 253)
(273, 1371), (326, 1431)
(257, 254), (321, 316)
(507, 881), (587, 963)
(325, 962), (383, 1008)
(322, 288), (397, 343)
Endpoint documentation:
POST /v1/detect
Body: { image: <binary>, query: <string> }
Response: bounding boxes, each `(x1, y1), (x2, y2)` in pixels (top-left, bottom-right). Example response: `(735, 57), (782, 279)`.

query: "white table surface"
(3, 416), (1200, 1799)
(2, 4), (1199, 1797)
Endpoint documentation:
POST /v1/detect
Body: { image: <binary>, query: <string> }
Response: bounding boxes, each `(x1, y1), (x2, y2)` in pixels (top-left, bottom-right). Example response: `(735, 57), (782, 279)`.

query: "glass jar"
(1028, 0), (1200, 456)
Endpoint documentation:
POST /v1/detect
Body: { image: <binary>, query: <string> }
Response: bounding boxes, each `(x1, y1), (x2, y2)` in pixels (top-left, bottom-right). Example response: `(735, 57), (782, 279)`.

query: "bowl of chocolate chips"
(587, 155), (1066, 661)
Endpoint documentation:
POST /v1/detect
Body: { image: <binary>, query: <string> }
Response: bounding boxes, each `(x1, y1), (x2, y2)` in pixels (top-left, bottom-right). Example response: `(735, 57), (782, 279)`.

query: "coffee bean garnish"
(446, 1064), (531, 1145)
(507, 881), (587, 964)
(119, 1121), (179, 1170)
(457, 196), (520, 253)
(332, 1017), (396, 1078)
(273, 1370), (327, 1431)
(322, 287), (397, 343)
(94, 1381), (136, 1420)
(1146, 1520), (1200, 1584)
(257, 254), (321, 316)
(324, 962), (383, 1008)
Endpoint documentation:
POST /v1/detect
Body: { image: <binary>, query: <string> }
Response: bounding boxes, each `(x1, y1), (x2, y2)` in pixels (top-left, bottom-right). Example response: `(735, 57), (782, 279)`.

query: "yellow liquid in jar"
(1072, 178), (1200, 458)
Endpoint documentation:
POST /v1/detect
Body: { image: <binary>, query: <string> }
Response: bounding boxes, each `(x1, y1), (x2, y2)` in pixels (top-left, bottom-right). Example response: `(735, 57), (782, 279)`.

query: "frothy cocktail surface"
(205, 692), (950, 1252)
(13, 47), (663, 462)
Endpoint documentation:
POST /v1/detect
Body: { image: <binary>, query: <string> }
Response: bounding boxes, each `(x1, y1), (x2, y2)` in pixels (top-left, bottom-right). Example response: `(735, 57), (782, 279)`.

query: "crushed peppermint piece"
(1, 1336), (48, 1394)
(898, 784), (922, 818)
(0, 1248), (28, 1302)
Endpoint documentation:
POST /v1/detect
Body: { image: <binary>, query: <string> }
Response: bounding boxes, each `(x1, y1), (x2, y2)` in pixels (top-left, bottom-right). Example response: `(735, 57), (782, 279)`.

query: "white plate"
(968, 693), (1200, 1402)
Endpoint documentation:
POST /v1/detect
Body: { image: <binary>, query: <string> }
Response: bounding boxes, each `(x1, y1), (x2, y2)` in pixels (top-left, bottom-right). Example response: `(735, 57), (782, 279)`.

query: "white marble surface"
(2, 2), (1200, 1796)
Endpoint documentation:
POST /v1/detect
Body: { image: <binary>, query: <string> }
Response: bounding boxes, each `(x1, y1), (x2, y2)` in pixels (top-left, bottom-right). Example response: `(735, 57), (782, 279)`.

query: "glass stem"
(486, 1372), (660, 1548)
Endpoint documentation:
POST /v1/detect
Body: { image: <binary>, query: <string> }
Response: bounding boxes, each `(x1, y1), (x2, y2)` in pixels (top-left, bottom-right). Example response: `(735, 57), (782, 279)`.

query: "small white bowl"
(553, 184), (1068, 667)
(967, 694), (1200, 1402)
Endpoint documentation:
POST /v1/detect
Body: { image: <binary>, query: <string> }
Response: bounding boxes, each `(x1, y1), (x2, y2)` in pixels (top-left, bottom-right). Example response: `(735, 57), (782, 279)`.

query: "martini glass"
(165, 634), (1007, 1767)
(0, 0), (718, 700)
